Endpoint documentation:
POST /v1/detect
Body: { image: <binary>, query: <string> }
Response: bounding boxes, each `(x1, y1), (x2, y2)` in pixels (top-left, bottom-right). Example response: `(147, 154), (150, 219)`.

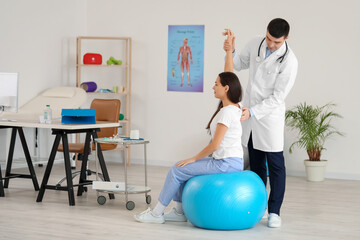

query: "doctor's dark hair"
(206, 72), (242, 130)
(267, 18), (290, 38)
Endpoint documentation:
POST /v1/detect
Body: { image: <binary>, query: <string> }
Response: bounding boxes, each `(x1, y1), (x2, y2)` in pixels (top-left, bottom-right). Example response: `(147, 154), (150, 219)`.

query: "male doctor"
(223, 18), (298, 228)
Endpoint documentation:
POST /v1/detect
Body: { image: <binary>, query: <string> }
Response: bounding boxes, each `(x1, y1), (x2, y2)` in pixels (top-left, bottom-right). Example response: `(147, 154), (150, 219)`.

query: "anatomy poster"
(167, 25), (204, 92)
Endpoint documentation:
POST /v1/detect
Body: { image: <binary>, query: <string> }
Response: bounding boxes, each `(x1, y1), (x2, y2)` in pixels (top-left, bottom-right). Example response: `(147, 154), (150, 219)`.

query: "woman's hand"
(176, 157), (196, 168)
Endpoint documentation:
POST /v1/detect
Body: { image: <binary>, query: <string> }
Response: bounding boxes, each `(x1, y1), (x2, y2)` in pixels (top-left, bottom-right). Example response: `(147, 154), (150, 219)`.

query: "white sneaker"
(134, 208), (165, 224)
(267, 213), (281, 228)
(262, 211), (268, 219)
(164, 208), (187, 222)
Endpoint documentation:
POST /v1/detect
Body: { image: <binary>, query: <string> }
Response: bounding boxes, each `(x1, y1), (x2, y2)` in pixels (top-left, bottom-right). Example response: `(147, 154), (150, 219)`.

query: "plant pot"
(304, 160), (327, 182)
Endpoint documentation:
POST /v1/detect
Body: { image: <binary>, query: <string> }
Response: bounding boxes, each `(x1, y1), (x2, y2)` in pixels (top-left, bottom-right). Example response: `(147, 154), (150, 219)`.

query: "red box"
(83, 53), (102, 65)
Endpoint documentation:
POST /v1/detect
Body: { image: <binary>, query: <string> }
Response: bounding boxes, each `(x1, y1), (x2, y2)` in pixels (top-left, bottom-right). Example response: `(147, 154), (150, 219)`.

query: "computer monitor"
(0, 72), (18, 114)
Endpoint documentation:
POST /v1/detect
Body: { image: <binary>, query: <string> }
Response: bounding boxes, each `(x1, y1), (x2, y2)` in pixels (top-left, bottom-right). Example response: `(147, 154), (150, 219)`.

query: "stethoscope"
(255, 37), (288, 63)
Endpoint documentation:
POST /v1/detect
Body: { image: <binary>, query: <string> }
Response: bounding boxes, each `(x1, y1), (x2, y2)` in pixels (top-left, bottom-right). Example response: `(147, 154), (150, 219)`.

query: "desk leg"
(61, 133), (75, 206)
(77, 132), (91, 196)
(36, 134), (61, 203)
(4, 128), (17, 188)
(0, 165), (4, 197)
(18, 127), (39, 191)
(91, 132), (115, 200)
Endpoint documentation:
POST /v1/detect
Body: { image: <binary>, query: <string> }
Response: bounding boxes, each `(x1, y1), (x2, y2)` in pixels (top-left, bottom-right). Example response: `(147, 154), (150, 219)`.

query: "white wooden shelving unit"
(76, 36), (132, 162)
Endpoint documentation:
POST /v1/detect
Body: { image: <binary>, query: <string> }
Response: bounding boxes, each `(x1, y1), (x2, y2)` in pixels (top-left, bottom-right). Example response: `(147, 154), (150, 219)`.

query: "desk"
(0, 117), (119, 205)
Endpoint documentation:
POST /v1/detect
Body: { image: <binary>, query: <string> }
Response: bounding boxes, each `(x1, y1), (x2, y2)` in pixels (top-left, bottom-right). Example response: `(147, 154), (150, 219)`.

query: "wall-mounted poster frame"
(167, 25), (204, 92)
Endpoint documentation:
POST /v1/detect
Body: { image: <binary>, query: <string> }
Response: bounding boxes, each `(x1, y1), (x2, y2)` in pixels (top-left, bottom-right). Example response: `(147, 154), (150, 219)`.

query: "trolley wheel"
(146, 195), (151, 204)
(126, 201), (135, 210)
(97, 195), (106, 205)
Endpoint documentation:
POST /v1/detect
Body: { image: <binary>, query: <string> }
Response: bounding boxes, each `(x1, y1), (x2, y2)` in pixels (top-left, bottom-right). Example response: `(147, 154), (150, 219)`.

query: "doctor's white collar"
(261, 37), (287, 56)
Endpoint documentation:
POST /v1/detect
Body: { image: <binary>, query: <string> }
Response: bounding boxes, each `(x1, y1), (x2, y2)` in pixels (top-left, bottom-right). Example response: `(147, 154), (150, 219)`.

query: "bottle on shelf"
(44, 105), (52, 124)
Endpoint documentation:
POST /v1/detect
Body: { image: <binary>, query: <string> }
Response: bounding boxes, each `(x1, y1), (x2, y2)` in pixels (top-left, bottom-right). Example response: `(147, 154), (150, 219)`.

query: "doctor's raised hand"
(223, 29), (235, 73)
(240, 107), (250, 122)
(223, 29), (235, 53)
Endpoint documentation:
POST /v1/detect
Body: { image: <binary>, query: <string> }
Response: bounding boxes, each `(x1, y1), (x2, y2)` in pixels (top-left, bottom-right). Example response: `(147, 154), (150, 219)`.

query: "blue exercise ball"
(182, 171), (267, 230)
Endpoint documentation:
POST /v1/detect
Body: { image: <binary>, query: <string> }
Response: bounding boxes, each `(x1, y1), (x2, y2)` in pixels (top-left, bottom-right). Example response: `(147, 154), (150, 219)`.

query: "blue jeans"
(158, 157), (243, 206)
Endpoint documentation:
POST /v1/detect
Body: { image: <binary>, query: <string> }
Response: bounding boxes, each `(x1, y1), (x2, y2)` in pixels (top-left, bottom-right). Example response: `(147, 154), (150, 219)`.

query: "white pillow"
(41, 87), (75, 98)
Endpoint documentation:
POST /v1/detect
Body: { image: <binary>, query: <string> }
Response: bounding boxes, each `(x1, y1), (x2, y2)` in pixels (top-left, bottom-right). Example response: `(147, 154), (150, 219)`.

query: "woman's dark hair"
(267, 18), (290, 38)
(206, 72), (242, 130)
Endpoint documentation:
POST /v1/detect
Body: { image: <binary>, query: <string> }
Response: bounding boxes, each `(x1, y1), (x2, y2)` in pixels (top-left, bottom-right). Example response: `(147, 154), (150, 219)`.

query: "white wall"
(1, 0), (359, 180)
(87, 0), (360, 180)
(0, 0), (87, 159)
(0, 0), (87, 105)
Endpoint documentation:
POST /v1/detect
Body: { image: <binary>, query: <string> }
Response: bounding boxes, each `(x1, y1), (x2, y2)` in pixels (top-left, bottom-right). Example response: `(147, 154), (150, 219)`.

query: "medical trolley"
(93, 137), (151, 210)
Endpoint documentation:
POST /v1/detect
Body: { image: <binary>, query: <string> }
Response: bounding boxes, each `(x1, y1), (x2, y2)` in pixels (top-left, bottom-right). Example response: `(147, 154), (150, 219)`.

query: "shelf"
(86, 92), (128, 96)
(77, 36), (132, 164)
(78, 36), (131, 40)
(77, 64), (128, 68)
(119, 120), (129, 124)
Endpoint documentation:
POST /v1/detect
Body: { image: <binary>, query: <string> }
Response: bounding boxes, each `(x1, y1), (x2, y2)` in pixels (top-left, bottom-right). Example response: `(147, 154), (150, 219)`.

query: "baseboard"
(286, 170), (360, 181)
(73, 157), (360, 181)
(142, 160), (360, 181)
(324, 172), (360, 180)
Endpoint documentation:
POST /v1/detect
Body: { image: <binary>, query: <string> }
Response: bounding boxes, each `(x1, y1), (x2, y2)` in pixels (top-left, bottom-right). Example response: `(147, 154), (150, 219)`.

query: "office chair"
(56, 98), (121, 188)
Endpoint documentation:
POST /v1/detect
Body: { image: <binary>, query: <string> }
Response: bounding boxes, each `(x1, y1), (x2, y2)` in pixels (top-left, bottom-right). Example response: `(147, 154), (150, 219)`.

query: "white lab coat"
(233, 36), (298, 152)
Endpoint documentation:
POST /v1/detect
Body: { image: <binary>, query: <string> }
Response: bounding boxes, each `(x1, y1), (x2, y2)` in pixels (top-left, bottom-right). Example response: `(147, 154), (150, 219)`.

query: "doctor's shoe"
(134, 208), (165, 224)
(164, 208), (188, 222)
(267, 213), (281, 228)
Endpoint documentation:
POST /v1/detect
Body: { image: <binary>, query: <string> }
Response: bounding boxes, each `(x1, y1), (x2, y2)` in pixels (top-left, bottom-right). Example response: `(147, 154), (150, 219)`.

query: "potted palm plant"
(285, 102), (343, 181)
